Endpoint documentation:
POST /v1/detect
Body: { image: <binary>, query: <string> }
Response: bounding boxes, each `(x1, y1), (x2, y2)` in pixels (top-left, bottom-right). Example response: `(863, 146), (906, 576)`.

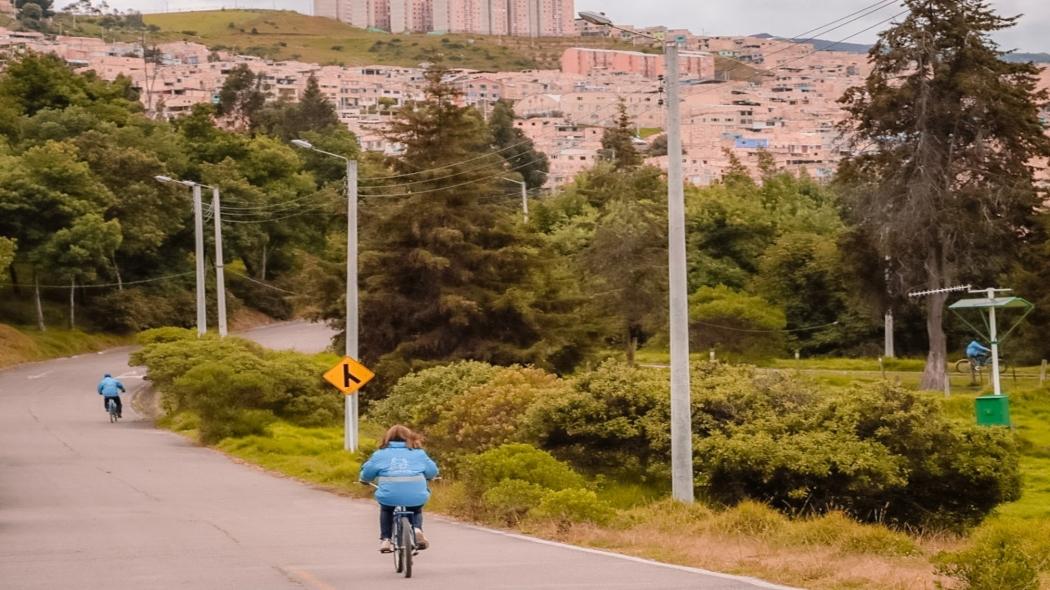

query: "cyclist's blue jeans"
(102, 395), (122, 416)
(380, 504), (423, 540)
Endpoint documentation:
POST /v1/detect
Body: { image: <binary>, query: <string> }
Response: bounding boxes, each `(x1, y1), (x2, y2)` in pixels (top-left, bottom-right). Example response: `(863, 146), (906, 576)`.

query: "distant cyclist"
(359, 425), (439, 553)
(966, 340), (992, 367)
(97, 373), (126, 419)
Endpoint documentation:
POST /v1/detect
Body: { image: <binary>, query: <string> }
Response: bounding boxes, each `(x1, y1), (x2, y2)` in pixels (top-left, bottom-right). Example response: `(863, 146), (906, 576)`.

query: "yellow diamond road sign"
(324, 356), (375, 395)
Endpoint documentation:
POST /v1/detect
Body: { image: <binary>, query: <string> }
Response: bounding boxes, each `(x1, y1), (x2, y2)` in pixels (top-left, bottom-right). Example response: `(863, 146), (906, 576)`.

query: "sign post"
(324, 356), (374, 451)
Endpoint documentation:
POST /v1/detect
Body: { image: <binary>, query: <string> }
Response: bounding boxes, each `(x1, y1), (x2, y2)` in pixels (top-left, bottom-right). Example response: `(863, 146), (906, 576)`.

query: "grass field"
(53, 10), (764, 79)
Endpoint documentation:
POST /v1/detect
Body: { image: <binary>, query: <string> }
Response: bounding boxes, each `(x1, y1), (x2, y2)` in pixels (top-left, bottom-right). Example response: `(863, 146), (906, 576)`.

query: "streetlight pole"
(292, 139), (360, 452)
(155, 175), (208, 337)
(502, 177), (529, 222)
(579, 11), (694, 502)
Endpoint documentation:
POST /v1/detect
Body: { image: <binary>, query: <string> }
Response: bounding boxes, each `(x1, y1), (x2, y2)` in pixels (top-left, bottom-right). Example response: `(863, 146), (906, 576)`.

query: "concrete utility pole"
(292, 140), (360, 452)
(192, 183), (206, 337)
(155, 176), (229, 339)
(579, 11), (694, 503)
(503, 177), (529, 222)
(664, 39), (694, 504)
(212, 186), (228, 338)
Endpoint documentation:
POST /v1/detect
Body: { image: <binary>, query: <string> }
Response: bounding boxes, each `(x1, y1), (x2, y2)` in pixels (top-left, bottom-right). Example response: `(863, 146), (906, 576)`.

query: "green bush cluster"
(132, 330), (342, 443)
(936, 520), (1050, 590)
(370, 362), (570, 460)
(688, 365), (1021, 529)
(529, 361), (1020, 529)
(462, 444), (612, 526)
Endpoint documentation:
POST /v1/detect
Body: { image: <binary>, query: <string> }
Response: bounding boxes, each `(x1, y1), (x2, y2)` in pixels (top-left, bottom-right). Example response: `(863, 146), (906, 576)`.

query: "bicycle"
(106, 398), (120, 423)
(360, 481), (423, 578)
(955, 356), (1008, 382)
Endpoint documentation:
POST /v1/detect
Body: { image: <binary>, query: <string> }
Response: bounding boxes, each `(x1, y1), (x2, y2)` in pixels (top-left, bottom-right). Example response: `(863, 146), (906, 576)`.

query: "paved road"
(0, 322), (791, 590)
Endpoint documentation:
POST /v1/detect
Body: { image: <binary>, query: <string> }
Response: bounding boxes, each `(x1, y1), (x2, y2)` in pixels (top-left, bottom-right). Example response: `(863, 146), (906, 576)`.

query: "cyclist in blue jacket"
(359, 424), (439, 553)
(97, 373), (126, 418)
(966, 340), (991, 366)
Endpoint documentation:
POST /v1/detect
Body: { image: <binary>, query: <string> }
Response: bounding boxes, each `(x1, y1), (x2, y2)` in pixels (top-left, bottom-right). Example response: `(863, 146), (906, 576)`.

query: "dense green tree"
(599, 99), (641, 170)
(257, 74), (342, 141)
(0, 52), (137, 120)
(306, 67), (587, 387)
(0, 237), (16, 277)
(838, 0), (1050, 389)
(215, 63), (265, 131)
(489, 100), (549, 190)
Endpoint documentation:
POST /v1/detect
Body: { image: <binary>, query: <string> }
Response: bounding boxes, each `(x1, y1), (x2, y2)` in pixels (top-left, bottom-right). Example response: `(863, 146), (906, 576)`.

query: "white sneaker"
(414, 528), (429, 550)
(379, 539), (393, 553)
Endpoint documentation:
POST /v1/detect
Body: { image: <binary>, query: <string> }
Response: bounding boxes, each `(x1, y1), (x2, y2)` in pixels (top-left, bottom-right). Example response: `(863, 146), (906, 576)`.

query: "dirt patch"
(0, 323), (39, 368)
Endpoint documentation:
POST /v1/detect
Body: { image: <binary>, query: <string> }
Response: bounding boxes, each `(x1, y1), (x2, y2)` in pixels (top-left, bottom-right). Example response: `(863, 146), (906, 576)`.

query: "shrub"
(693, 373), (1021, 528)
(136, 326), (196, 345)
(936, 520), (1050, 590)
(528, 359), (669, 476)
(532, 488), (614, 526)
(427, 366), (569, 456)
(481, 480), (547, 524)
(463, 443), (586, 498)
(369, 361), (501, 429)
(92, 289), (195, 332)
(171, 360), (279, 443)
(707, 501), (787, 539)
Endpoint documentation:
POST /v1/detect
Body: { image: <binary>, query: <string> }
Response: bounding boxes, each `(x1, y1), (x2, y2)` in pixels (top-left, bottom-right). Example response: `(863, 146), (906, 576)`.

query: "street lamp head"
(291, 139), (314, 150)
(578, 11), (613, 26)
(154, 175), (173, 183)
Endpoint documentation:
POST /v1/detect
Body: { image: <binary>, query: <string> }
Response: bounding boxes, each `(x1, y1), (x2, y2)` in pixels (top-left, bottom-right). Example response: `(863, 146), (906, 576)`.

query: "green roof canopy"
(949, 296), (1035, 344)
(948, 297), (1034, 311)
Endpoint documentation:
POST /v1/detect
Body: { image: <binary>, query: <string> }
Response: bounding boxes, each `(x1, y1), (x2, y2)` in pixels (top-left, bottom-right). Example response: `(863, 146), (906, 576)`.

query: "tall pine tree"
(838, 0), (1050, 390)
(359, 67), (587, 385)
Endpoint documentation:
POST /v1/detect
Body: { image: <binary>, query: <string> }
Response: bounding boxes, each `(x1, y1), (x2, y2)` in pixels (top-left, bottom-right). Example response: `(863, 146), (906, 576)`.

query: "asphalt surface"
(0, 321), (792, 590)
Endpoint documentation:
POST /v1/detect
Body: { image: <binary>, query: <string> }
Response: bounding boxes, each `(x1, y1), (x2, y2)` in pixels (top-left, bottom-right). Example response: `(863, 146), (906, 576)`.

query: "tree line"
(2, 0), (1049, 388)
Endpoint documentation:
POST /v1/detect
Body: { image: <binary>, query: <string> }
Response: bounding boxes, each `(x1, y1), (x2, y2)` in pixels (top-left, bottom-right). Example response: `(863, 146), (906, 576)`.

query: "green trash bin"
(975, 395), (1011, 427)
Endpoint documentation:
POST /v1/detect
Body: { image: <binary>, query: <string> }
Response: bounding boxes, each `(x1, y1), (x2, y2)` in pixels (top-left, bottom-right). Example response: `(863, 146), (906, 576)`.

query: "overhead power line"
(2, 271), (196, 289)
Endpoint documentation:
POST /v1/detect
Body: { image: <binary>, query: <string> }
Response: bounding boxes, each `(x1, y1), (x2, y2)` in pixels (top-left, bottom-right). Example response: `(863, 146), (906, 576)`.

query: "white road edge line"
(27, 371), (53, 380)
(450, 521), (802, 590)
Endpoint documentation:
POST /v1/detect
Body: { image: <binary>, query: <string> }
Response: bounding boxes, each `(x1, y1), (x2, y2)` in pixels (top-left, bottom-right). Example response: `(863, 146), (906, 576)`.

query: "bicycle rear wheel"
(400, 515), (413, 578)
(393, 520), (403, 573)
(108, 400), (116, 423)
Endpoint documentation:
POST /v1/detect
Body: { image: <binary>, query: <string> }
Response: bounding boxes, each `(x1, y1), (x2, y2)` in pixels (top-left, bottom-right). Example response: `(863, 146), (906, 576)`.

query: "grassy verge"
(0, 323), (129, 368)
(150, 355), (1050, 590)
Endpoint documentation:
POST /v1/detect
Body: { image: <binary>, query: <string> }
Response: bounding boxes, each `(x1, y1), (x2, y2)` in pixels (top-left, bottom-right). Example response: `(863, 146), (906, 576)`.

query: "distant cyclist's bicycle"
(361, 481), (422, 578)
(106, 398), (120, 423)
(955, 356), (1008, 381)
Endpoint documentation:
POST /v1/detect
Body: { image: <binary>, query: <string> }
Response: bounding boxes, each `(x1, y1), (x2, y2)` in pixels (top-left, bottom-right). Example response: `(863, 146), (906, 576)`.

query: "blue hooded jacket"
(966, 340), (991, 358)
(359, 442), (439, 507)
(97, 375), (125, 397)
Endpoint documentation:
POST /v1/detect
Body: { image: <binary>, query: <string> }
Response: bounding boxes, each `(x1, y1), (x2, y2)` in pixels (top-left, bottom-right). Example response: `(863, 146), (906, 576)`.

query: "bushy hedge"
(370, 361), (569, 460)
(530, 361), (1020, 529)
(131, 328), (342, 443)
(462, 444), (613, 526)
(686, 365), (1021, 529)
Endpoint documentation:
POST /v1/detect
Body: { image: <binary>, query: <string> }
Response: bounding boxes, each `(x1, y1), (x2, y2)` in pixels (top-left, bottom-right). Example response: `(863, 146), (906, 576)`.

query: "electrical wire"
(3, 271), (196, 290)
(226, 269), (300, 295)
(359, 155), (548, 197)
(360, 150), (537, 189)
(361, 137), (538, 180)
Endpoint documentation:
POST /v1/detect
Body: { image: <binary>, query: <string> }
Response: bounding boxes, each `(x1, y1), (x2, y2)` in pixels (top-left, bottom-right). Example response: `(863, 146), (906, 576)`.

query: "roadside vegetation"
(0, 322), (127, 368)
(135, 327), (1050, 589)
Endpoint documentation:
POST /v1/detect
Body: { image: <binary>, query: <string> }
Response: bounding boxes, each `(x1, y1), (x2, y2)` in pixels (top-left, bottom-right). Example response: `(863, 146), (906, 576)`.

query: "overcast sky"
(56, 0), (1050, 53)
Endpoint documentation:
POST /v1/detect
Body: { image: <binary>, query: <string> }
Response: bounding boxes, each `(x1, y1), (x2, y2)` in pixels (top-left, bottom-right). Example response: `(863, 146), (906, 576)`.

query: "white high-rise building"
(317, 0), (573, 37)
